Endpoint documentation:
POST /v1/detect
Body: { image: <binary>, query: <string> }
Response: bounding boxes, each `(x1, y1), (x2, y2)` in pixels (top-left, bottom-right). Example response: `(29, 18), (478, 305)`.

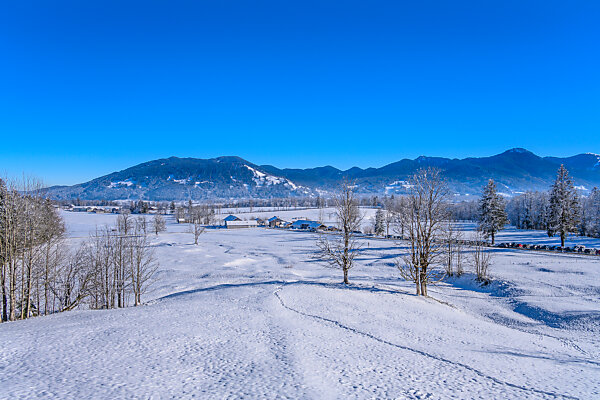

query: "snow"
(1, 212), (599, 398)
(385, 180), (412, 193)
(108, 179), (135, 188)
(585, 153), (600, 168)
(244, 164), (298, 189)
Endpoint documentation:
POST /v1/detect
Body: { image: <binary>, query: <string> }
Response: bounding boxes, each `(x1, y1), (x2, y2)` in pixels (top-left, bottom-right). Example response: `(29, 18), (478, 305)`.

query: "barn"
(225, 220), (258, 229)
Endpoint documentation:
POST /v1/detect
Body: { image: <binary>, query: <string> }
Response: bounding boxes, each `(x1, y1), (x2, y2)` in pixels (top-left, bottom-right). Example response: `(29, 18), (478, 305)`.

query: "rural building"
(225, 220), (259, 229)
(268, 216), (285, 227)
(223, 215), (242, 222)
(291, 220), (326, 231)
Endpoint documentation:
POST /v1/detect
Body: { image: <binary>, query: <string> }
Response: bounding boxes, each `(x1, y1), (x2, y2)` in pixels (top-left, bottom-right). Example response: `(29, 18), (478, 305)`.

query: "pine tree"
(373, 209), (385, 236)
(547, 165), (580, 247)
(478, 179), (507, 244)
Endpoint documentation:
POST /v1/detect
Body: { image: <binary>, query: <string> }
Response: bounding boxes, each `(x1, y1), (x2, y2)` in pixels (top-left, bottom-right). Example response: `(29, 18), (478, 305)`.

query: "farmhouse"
(267, 216), (286, 228)
(223, 214), (242, 222)
(290, 220), (326, 231)
(225, 220), (259, 229)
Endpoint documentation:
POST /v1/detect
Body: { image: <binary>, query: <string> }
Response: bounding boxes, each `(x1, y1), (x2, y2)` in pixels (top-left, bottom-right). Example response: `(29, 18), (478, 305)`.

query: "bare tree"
(396, 168), (449, 296)
(53, 244), (92, 312)
(136, 216), (148, 235)
(117, 210), (133, 235)
(129, 231), (157, 306)
(0, 178), (11, 321)
(393, 196), (409, 239)
(152, 214), (167, 235)
(383, 197), (395, 238)
(316, 180), (363, 284)
(443, 220), (465, 277)
(454, 233), (465, 277)
(189, 209), (206, 245)
(472, 230), (492, 283)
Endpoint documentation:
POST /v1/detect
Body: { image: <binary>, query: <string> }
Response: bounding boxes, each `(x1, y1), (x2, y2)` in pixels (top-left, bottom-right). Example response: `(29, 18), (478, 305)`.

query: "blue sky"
(1, 1), (599, 185)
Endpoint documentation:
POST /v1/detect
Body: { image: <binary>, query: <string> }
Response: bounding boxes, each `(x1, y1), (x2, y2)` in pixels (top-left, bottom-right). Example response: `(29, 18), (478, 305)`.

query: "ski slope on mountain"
(1, 213), (598, 399)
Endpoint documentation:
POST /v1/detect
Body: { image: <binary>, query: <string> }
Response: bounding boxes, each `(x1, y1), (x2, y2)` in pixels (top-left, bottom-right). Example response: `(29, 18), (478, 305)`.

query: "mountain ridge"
(43, 149), (600, 201)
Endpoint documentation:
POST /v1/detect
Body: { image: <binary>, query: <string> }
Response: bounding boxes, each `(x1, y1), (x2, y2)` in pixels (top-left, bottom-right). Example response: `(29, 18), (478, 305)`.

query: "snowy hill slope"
(1, 213), (598, 399)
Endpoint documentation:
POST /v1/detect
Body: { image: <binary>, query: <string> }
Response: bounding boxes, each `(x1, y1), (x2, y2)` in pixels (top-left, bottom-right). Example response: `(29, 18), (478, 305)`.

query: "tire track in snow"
(273, 284), (579, 400)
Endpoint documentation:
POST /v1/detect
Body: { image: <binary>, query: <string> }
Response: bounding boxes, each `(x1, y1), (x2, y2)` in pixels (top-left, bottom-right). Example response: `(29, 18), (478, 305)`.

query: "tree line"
(0, 178), (160, 323)
(448, 165), (599, 245)
(317, 169), (494, 297)
(507, 170), (599, 243)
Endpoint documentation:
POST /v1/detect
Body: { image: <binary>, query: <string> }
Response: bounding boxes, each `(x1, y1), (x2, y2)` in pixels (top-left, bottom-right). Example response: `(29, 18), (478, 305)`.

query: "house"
(290, 220), (326, 231)
(268, 216), (285, 228)
(225, 220), (258, 229)
(223, 215), (241, 222)
(253, 217), (266, 226)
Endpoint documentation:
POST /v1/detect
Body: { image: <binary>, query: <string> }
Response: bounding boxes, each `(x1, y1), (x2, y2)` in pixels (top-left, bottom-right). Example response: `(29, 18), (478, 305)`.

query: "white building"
(225, 220), (258, 229)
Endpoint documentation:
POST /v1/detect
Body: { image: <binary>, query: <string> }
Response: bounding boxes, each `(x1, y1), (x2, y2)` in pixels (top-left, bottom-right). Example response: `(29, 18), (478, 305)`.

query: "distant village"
(61, 203), (341, 233)
(219, 214), (338, 232)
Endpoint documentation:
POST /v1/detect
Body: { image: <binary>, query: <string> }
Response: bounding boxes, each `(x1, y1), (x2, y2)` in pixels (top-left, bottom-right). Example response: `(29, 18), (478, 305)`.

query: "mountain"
(45, 156), (311, 201)
(43, 149), (600, 201)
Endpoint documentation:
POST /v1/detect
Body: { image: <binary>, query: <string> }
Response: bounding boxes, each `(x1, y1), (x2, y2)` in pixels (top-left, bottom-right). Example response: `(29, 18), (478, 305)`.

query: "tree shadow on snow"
(154, 278), (410, 303)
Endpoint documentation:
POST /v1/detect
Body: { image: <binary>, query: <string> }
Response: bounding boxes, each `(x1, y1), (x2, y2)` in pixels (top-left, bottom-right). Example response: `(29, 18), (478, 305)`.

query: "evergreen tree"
(581, 187), (600, 238)
(547, 165), (580, 247)
(373, 209), (385, 236)
(478, 179), (507, 244)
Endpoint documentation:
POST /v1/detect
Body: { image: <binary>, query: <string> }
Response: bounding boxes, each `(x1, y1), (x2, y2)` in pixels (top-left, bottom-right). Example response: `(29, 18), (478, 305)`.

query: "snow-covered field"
(1, 212), (599, 399)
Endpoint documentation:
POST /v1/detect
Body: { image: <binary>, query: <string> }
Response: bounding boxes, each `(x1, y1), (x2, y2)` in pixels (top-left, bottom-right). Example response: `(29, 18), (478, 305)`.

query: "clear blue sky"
(1, 1), (598, 185)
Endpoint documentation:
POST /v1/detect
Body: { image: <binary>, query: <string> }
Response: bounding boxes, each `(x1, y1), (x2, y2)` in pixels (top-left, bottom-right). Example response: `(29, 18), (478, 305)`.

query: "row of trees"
(492, 165), (600, 247)
(444, 165), (597, 246)
(317, 169), (494, 296)
(508, 187), (599, 243)
(1, 179), (67, 321)
(85, 215), (158, 309)
(1, 178), (160, 322)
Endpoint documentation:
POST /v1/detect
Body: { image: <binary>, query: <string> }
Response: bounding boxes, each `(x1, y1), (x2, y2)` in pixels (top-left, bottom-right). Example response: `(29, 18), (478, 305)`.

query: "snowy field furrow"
(1, 212), (599, 399)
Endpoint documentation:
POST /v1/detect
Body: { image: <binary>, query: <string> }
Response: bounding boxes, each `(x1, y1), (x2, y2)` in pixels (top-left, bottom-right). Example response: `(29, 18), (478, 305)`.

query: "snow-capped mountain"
(44, 149), (600, 200)
(45, 156), (310, 201)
